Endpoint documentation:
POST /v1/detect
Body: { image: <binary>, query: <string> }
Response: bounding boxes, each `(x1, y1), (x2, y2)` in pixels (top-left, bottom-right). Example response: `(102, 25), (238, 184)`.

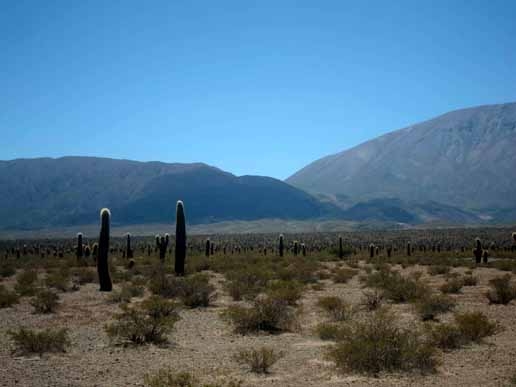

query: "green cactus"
(97, 208), (112, 292)
(473, 238), (482, 264)
(369, 244), (375, 258)
(339, 236), (343, 259)
(175, 200), (186, 276)
(126, 233), (133, 259)
(407, 242), (411, 257)
(279, 234), (284, 257)
(76, 233), (83, 260)
(205, 238), (210, 257)
(293, 241), (298, 256)
(158, 234), (169, 262)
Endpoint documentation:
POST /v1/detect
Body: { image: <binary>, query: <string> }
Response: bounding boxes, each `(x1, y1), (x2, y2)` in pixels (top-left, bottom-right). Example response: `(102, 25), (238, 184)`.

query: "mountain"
(287, 102), (516, 212)
(0, 157), (341, 229)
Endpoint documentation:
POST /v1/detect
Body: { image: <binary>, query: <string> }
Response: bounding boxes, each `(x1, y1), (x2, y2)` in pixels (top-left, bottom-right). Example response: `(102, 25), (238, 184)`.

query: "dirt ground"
(1, 263), (516, 387)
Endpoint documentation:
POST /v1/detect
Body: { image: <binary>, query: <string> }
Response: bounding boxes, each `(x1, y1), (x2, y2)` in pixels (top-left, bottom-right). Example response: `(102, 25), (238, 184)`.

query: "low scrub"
(14, 269), (39, 296)
(109, 283), (145, 304)
(428, 265), (451, 276)
(234, 346), (284, 374)
(106, 296), (180, 345)
(317, 296), (351, 321)
(440, 277), (464, 294)
(266, 280), (303, 306)
(365, 268), (430, 303)
(486, 275), (516, 305)
(144, 370), (242, 387)
(414, 293), (455, 321)
(315, 322), (347, 341)
(327, 308), (438, 375)
(332, 267), (358, 284)
(360, 290), (384, 311)
(0, 284), (19, 308)
(8, 327), (70, 356)
(223, 296), (296, 334)
(30, 289), (59, 313)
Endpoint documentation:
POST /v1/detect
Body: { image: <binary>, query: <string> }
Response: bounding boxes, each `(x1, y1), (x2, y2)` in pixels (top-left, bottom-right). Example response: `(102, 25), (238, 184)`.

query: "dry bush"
(365, 268), (430, 303)
(109, 283), (145, 304)
(266, 280), (303, 306)
(0, 284), (19, 308)
(463, 275), (479, 286)
(315, 322), (347, 341)
(360, 290), (384, 311)
(223, 296), (297, 334)
(106, 296), (180, 345)
(440, 277), (464, 294)
(486, 274), (516, 305)
(428, 265), (451, 276)
(72, 267), (97, 285)
(414, 293), (455, 321)
(45, 267), (70, 292)
(327, 308), (438, 375)
(234, 346), (284, 374)
(332, 267), (358, 284)
(30, 289), (59, 313)
(8, 327), (70, 356)
(144, 370), (242, 387)
(14, 269), (39, 296)
(317, 296), (351, 321)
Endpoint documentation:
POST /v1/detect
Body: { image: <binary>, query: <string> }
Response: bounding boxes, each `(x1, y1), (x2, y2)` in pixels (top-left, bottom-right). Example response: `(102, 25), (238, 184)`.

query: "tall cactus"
(279, 234), (284, 257)
(76, 233), (83, 260)
(369, 244), (375, 258)
(158, 234), (169, 262)
(126, 233), (133, 259)
(339, 236), (343, 259)
(293, 241), (298, 256)
(175, 200), (186, 276)
(97, 208), (112, 291)
(473, 238), (482, 264)
(205, 238), (210, 257)
(407, 242), (411, 257)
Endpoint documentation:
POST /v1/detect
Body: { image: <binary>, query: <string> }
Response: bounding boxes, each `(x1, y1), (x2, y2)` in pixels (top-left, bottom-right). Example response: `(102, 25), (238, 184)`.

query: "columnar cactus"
(205, 238), (210, 257)
(158, 234), (169, 262)
(175, 200), (186, 276)
(301, 243), (306, 257)
(407, 242), (411, 257)
(482, 249), (489, 264)
(76, 233), (83, 260)
(126, 233), (133, 259)
(97, 208), (112, 292)
(279, 234), (284, 257)
(473, 238), (482, 264)
(369, 244), (375, 258)
(293, 241), (298, 256)
(339, 236), (343, 259)
(210, 241), (215, 256)
(387, 246), (392, 258)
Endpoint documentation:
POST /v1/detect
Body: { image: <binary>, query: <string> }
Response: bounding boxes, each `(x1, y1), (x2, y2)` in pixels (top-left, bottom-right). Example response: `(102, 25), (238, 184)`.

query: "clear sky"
(1, 0), (515, 179)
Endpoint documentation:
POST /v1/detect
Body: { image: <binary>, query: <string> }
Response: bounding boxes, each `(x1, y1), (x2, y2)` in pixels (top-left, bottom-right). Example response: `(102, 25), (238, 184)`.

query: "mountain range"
(1, 102), (515, 230)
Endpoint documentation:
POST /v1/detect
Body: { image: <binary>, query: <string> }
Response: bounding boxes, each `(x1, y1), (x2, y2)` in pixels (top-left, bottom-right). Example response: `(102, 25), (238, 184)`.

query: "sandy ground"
(1, 263), (516, 387)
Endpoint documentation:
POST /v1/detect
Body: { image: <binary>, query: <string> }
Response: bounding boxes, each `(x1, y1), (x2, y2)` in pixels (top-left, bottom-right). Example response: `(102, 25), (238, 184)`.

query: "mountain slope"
(287, 102), (516, 210)
(0, 157), (341, 229)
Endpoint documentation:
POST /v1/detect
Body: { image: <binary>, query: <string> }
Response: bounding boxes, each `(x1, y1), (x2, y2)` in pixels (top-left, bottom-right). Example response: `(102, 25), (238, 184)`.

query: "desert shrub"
(327, 308), (438, 375)
(0, 284), (19, 308)
(486, 274), (516, 305)
(266, 280), (303, 306)
(8, 327), (70, 356)
(30, 289), (59, 313)
(45, 267), (70, 292)
(365, 269), (430, 303)
(149, 272), (184, 299)
(428, 265), (451, 276)
(360, 290), (384, 311)
(144, 370), (242, 387)
(428, 323), (465, 350)
(235, 346), (284, 374)
(109, 283), (145, 304)
(440, 277), (464, 294)
(225, 266), (272, 301)
(332, 267), (358, 284)
(223, 296), (296, 334)
(277, 258), (320, 284)
(315, 322), (347, 341)
(72, 267), (97, 284)
(0, 262), (16, 278)
(414, 293), (455, 321)
(14, 269), (38, 296)
(462, 275), (479, 286)
(454, 311), (497, 342)
(106, 296), (180, 345)
(317, 296), (351, 321)
(180, 274), (215, 308)
(429, 312), (497, 350)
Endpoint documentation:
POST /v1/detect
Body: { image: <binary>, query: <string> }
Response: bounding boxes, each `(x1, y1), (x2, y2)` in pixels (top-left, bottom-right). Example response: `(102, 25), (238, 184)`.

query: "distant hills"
(287, 102), (516, 216)
(1, 102), (515, 231)
(0, 157), (340, 229)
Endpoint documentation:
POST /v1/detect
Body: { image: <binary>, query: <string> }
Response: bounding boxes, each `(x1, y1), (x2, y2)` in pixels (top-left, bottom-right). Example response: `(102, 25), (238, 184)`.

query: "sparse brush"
(30, 289), (59, 313)
(266, 280), (303, 306)
(332, 267), (358, 284)
(440, 277), (464, 294)
(317, 296), (351, 321)
(108, 283), (145, 304)
(486, 274), (516, 305)
(8, 327), (70, 356)
(428, 265), (451, 276)
(360, 289), (384, 311)
(463, 275), (479, 286)
(234, 346), (284, 374)
(105, 296), (180, 345)
(0, 284), (19, 308)
(454, 311), (497, 342)
(14, 269), (39, 296)
(414, 293), (455, 321)
(327, 308), (438, 375)
(315, 322), (347, 341)
(144, 370), (242, 387)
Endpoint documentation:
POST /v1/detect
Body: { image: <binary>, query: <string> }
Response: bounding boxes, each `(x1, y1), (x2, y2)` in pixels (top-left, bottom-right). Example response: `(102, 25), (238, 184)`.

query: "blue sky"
(1, 0), (515, 179)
